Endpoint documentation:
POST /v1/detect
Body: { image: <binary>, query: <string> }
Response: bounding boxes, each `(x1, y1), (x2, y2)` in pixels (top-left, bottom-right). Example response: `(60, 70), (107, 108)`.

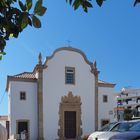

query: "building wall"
(0, 120), (7, 128)
(120, 88), (140, 109)
(43, 50), (95, 139)
(8, 81), (38, 139)
(98, 86), (116, 129)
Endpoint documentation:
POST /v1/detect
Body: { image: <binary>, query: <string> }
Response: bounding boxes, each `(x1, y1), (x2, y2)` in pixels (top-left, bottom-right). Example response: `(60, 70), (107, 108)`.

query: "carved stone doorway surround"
(58, 92), (82, 140)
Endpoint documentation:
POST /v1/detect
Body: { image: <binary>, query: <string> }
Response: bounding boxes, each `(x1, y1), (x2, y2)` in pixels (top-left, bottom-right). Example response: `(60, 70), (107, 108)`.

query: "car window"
(111, 122), (136, 132)
(99, 122), (117, 131)
(129, 122), (140, 131)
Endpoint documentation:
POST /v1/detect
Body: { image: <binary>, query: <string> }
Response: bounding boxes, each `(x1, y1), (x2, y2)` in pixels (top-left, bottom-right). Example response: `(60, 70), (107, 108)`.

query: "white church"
(6, 47), (116, 140)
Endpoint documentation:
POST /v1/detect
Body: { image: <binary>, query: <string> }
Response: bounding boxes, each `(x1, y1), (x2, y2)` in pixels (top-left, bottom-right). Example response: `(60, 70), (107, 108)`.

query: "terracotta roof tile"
(98, 80), (113, 85)
(98, 80), (116, 87)
(13, 72), (36, 79)
(0, 116), (8, 121)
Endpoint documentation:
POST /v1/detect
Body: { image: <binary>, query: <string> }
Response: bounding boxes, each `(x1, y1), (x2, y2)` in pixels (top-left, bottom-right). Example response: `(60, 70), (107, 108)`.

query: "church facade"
(6, 47), (116, 140)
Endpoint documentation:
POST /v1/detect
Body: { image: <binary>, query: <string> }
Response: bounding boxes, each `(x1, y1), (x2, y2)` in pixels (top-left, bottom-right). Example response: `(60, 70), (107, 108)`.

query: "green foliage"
(123, 108), (133, 121)
(134, 0), (140, 6)
(66, 0), (140, 12)
(34, 0), (47, 16)
(0, 0), (140, 60)
(96, 0), (104, 7)
(32, 15), (41, 28)
(26, 0), (32, 11)
(0, 0), (46, 59)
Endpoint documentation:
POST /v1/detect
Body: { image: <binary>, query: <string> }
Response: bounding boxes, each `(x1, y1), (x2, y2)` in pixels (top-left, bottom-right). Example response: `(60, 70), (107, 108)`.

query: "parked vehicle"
(89, 120), (140, 140)
(109, 121), (140, 140)
(87, 122), (117, 140)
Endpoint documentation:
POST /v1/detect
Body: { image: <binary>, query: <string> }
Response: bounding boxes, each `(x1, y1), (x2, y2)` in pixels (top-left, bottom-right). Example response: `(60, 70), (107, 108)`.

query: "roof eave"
(98, 83), (116, 88)
(6, 76), (37, 92)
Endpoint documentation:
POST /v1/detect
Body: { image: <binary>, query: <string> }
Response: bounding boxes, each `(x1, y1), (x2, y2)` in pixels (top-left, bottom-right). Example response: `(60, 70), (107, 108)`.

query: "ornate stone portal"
(58, 92), (82, 140)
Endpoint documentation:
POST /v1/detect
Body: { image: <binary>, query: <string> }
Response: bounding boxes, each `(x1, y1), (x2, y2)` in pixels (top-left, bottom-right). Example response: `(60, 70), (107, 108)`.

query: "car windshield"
(99, 122), (117, 131)
(111, 122), (137, 132)
(129, 122), (140, 131)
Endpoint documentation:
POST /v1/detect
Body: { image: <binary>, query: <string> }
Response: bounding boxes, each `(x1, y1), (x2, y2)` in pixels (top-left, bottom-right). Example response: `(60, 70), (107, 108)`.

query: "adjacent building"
(0, 116), (9, 138)
(6, 47), (116, 140)
(115, 88), (140, 120)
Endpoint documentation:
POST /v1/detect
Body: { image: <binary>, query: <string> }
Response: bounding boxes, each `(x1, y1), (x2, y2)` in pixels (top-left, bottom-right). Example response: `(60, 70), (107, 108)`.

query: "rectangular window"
(64, 111), (76, 138)
(20, 92), (26, 100)
(65, 67), (75, 84)
(103, 95), (108, 103)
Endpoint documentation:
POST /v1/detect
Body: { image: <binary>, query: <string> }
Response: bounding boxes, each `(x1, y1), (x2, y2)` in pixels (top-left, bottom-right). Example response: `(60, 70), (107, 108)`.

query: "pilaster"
(37, 53), (44, 140)
(92, 61), (100, 131)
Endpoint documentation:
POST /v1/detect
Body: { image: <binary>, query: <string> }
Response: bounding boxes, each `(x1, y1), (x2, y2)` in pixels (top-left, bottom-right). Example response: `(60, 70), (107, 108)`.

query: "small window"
(103, 95), (108, 103)
(20, 92), (26, 100)
(65, 67), (75, 84)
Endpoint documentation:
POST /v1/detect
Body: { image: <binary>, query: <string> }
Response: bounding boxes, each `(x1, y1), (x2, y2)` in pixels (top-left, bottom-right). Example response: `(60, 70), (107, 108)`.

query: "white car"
(87, 122), (118, 140)
(88, 120), (139, 140)
(95, 120), (140, 140)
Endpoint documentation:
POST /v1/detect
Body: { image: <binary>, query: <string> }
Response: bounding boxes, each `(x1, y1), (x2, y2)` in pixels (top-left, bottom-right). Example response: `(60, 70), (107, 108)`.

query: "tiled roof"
(6, 72), (37, 91)
(13, 72), (36, 79)
(98, 80), (113, 85)
(0, 116), (8, 121)
(98, 80), (116, 87)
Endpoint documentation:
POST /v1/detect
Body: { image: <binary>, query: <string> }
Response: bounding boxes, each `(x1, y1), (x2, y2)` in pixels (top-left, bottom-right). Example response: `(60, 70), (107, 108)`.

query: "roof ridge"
(98, 79), (115, 84)
(13, 71), (35, 76)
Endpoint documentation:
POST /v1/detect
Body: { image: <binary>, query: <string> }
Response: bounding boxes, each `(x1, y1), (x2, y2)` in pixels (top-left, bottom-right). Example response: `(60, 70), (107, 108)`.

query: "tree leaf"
(0, 55), (2, 60)
(10, 33), (13, 38)
(36, 6), (46, 16)
(34, 0), (42, 14)
(21, 13), (29, 29)
(83, 6), (88, 13)
(18, 0), (27, 11)
(84, 1), (93, 8)
(28, 17), (32, 26)
(1, 52), (6, 55)
(26, 0), (32, 10)
(32, 15), (41, 28)
(69, 0), (73, 5)
(134, 0), (140, 6)
(96, 0), (103, 7)
(73, 0), (81, 10)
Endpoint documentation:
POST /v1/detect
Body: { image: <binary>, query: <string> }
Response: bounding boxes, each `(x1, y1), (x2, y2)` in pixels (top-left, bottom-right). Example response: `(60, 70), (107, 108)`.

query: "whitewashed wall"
(43, 50), (95, 140)
(98, 86), (116, 129)
(0, 120), (6, 128)
(8, 81), (38, 139)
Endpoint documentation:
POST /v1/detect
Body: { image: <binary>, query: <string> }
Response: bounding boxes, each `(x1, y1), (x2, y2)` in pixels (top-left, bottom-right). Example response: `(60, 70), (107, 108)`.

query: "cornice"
(98, 82), (116, 88)
(6, 76), (37, 92)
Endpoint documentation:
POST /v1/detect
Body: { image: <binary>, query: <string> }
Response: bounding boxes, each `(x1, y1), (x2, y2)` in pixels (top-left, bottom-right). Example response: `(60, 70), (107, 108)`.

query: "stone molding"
(58, 92), (82, 140)
(37, 53), (44, 140)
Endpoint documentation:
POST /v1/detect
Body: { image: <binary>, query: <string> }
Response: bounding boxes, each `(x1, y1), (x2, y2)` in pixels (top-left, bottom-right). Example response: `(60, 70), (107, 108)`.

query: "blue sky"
(0, 0), (140, 115)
